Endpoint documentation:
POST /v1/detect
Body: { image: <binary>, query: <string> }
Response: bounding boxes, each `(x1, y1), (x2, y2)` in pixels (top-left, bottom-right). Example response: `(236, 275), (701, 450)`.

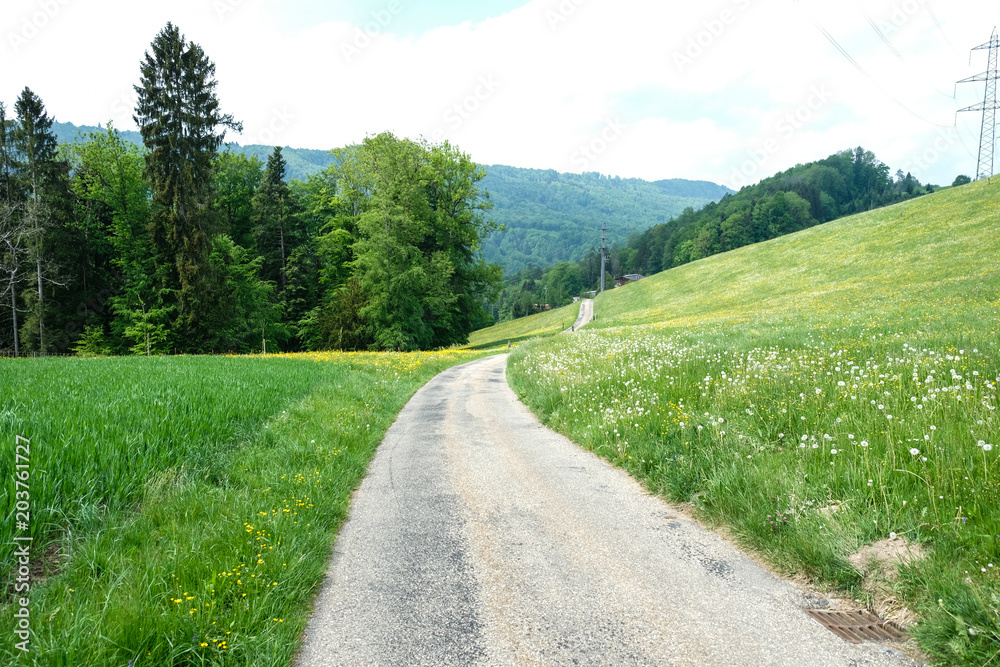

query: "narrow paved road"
(565, 298), (593, 333)
(296, 355), (917, 667)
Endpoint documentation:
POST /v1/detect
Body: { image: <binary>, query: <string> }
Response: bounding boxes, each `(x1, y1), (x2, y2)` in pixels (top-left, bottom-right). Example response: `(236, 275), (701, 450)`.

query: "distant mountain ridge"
(53, 122), (334, 183)
(53, 122), (733, 274)
(480, 165), (732, 272)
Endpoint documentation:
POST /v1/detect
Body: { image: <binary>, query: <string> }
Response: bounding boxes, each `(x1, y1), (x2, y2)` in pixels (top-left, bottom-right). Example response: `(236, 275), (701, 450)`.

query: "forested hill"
(54, 122), (731, 275)
(618, 147), (939, 277)
(479, 166), (732, 274)
(53, 122), (334, 182)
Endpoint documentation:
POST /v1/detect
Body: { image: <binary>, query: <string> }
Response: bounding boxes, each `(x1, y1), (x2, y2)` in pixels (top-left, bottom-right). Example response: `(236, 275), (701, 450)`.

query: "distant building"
(615, 274), (645, 288)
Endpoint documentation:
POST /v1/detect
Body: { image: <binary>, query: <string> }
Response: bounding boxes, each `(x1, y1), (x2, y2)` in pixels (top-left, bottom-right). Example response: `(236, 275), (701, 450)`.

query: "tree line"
(0, 23), (500, 356)
(495, 147), (944, 321)
(480, 165), (730, 275)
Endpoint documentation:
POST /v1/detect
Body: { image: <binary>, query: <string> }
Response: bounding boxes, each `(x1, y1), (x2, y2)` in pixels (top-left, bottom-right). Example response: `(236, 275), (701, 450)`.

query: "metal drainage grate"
(804, 609), (908, 643)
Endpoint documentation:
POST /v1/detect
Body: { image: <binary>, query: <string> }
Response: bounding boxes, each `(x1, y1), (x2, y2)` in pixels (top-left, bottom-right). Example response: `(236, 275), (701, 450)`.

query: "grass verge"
(1, 350), (489, 665)
(507, 181), (1000, 665)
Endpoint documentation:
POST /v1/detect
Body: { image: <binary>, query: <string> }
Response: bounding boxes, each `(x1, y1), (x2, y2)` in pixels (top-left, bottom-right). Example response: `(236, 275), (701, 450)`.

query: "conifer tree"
(134, 22), (240, 351)
(252, 146), (296, 291)
(12, 88), (70, 354)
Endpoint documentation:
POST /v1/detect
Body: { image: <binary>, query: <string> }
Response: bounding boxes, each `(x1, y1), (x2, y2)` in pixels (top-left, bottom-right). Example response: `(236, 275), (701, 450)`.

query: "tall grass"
(1, 350), (487, 665)
(507, 180), (1000, 665)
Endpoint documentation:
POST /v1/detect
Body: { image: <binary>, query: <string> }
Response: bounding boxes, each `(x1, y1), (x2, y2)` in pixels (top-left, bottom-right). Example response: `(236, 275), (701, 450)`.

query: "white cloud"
(1, 0), (996, 185)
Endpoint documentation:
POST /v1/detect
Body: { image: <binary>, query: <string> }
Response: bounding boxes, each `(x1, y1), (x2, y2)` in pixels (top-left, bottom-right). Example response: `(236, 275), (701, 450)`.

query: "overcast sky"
(2, 0), (996, 188)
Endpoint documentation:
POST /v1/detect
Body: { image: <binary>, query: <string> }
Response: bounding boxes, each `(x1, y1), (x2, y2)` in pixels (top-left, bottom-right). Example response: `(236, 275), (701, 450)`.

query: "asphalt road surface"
(566, 298), (594, 332)
(296, 355), (918, 667)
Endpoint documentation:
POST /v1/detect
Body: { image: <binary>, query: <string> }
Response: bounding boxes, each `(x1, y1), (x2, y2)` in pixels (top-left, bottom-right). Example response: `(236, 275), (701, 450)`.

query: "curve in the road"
(296, 355), (918, 666)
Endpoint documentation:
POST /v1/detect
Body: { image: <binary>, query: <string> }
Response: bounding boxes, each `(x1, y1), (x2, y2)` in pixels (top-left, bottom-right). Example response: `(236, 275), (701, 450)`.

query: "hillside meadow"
(0, 350), (488, 665)
(505, 179), (1000, 665)
(464, 301), (580, 349)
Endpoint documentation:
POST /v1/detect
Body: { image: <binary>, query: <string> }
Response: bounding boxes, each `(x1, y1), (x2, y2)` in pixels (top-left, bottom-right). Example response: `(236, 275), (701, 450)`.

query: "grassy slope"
(1, 350), (489, 665)
(507, 180), (1000, 665)
(465, 302), (580, 349)
(592, 180), (999, 331)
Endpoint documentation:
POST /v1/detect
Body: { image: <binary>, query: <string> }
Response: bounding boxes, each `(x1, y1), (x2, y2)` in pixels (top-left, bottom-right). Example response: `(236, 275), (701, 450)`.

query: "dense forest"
(0, 23), (500, 356)
(55, 122), (734, 278)
(53, 122), (336, 184)
(495, 148), (943, 320)
(480, 166), (731, 273)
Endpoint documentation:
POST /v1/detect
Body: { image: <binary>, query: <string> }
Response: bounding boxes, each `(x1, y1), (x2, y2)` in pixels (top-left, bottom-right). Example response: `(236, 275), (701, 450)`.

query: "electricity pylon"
(600, 221), (607, 293)
(957, 28), (1000, 181)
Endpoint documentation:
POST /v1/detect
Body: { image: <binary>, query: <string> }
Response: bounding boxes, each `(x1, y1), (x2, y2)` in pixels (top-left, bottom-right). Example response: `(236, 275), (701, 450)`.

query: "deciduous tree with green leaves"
(351, 133), (500, 350)
(64, 124), (152, 353)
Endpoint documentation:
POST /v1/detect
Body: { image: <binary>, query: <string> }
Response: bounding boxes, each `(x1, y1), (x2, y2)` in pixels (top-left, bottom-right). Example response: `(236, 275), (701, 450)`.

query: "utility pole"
(600, 221), (607, 293)
(957, 27), (1000, 181)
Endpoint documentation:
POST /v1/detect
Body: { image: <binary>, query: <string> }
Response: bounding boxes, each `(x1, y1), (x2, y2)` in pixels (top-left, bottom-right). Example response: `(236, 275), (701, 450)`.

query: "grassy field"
(508, 179), (1000, 665)
(464, 301), (580, 349)
(0, 350), (487, 665)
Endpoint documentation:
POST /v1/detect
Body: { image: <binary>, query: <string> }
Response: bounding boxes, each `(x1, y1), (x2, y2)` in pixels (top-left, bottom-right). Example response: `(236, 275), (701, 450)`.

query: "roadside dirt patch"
(849, 537), (926, 582)
(849, 537), (926, 627)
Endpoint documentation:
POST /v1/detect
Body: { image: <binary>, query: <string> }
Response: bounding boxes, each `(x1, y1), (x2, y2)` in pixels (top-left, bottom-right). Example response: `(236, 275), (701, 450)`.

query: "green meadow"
(0, 350), (486, 665)
(464, 301), (580, 349)
(504, 179), (1000, 665)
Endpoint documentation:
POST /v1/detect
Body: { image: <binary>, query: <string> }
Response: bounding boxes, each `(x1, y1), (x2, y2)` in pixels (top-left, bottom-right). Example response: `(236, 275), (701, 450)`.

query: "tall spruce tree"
(12, 88), (70, 354)
(133, 22), (240, 351)
(252, 147), (296, 291)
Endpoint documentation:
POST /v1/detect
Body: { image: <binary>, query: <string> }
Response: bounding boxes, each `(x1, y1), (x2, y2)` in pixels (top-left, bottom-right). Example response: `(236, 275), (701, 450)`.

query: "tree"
(0, 203), (32, 356)
(252, 147), (297, 291)
(423, 141), (501, 345)
(209, 234), (285, 353)
(123, 299), (171, 356)
(134, 22), (241, 351)
(12, 88), (72, 354)
(64, 124), (152, 353)
(350, 134), (501, 350)
(214, 151), (263, 250)
(0, 102), (13, 205)
(353, 134), (432, 350)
